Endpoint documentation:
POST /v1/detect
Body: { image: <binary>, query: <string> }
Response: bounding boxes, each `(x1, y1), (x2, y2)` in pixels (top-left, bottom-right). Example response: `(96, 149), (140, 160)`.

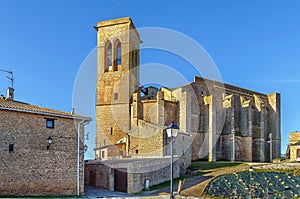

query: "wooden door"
(114, 168), (127, 192)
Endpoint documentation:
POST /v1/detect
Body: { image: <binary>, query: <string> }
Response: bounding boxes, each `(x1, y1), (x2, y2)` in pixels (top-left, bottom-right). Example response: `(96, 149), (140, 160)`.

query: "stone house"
(98, 143), (126, 160)
(0, 89), (91, 196)
(286, 132), (300, 162)
(90, 17), (281, 193)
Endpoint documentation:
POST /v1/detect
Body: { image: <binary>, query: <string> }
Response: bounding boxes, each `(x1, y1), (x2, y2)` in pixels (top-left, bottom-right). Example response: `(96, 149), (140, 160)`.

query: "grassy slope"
(148, 161), (247, 191)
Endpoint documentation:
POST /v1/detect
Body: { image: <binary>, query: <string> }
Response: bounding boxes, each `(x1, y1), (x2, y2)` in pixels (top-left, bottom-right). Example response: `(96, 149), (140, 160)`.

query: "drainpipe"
(77, 119), (89, 196)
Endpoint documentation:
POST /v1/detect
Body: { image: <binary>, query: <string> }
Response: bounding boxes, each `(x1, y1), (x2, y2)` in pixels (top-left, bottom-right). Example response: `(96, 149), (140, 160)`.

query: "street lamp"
(249, 166), (253, 199)
(231, 128), (236, 161)
(166, 121), (179, 199)
(46, 136), (53, 150)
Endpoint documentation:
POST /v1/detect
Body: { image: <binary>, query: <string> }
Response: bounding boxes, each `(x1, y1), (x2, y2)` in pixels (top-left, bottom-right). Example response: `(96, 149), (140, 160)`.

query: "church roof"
(0, 97), (91, 121)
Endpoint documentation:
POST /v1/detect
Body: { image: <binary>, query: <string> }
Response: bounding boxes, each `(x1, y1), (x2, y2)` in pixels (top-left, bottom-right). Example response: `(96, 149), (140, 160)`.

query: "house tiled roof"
(291, 141), (300, 146)
(0, 97), (91, 121)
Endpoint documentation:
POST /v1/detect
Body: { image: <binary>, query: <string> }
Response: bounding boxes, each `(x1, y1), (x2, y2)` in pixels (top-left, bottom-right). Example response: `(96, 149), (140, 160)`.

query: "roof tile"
(0, 97), (91, 120)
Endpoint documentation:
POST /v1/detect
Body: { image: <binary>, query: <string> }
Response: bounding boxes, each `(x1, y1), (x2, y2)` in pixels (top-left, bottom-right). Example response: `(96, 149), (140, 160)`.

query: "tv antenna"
(0, 68), (14, 88)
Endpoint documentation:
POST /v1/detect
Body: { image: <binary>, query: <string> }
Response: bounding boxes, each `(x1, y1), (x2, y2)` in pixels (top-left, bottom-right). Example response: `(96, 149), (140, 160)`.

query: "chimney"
(6, 87), (14, 100)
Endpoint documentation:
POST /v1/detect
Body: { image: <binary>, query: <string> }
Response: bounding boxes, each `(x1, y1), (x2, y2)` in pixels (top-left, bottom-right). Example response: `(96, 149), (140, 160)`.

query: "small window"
(102, 151), (105, 158)
(114, 93), (118, 100)
(46, 119), (54, 128)
(9, 144), (14, 152)
(110, 127), (113, 135)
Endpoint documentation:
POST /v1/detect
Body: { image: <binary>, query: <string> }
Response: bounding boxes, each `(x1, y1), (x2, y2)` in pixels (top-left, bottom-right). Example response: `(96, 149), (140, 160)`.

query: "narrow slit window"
(134, 50), (138, 67)
(9, 144), (14, 152)
(114, 93), (118, 100)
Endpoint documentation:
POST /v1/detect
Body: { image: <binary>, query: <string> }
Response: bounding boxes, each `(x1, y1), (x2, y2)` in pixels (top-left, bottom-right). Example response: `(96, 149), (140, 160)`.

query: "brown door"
(114, 168), (127, 192)
(89, 170), (96, 186)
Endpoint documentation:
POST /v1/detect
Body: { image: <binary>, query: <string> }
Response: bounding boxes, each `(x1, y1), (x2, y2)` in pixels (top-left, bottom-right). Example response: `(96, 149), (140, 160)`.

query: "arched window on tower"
(115, 40), (122, 70)
(105, 41), (112, 72)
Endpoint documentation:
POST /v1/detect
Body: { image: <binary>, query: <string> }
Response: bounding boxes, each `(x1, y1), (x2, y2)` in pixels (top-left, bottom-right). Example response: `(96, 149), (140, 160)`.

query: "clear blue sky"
(0, 0), (299, 158)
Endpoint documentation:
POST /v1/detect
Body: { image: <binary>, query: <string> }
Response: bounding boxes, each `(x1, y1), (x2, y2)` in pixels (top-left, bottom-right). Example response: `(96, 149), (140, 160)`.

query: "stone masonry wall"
(289, 132), (300, 143)
(288, 132), (300, 161)
(164, 101), (177, 125)
(172, 77), (280, 162)
(127, 159), (180, 194)
(96, 104), (130, 148)
(85, 158), (180, 194)
(289, 145), (300, 162)
(95, 17), (140, 155)
(0, 110), (85, 196)
(129, 120), (164, 156)
(84, 163), (113, 190)
(141, 100), (157, 124)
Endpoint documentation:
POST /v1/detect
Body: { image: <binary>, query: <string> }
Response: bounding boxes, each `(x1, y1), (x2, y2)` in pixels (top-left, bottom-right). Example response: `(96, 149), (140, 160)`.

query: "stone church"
(94, 17), (281, 164)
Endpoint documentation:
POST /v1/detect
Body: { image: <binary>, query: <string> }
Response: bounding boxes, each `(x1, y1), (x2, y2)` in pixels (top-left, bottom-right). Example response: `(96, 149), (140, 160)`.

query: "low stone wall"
(258, 162), (300, 171)
(85, 157), (180, 194)
(128, 158), (179, 193)
(84, 162), (113, 191)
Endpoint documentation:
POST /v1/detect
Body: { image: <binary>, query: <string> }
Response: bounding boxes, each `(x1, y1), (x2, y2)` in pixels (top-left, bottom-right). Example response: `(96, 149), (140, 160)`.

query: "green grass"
(196, 170), (211, 175)
(148, 177), (185, 191)
(202, 194), (227, 199)
(145, 161), (247, 193)
(189, 161), (246, 171)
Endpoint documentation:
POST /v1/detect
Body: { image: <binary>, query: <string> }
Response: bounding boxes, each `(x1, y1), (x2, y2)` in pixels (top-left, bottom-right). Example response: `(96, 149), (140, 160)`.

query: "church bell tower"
(94, 17), (141, 158)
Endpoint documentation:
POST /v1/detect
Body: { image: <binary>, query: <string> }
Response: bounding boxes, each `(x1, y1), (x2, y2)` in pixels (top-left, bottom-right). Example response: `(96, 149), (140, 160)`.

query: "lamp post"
(249, 166), (253, 199)
(231, 128), (236, 161)
(166, 121), (179, 199)
(265, 179), (269, 199)
(46, 136), (53, 150)
(268, 134), (272, 162)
